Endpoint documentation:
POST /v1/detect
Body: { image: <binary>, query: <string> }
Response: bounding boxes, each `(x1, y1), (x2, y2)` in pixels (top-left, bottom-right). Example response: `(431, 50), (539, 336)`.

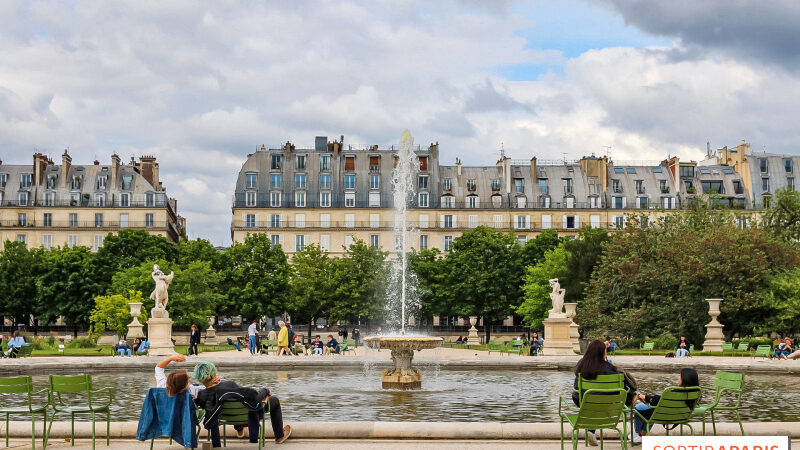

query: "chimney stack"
(33, 153), (48, 186)
(139, 155), (157, 188)
(456, 158), (462, 176)
(111, 153), (121, 188)
(60, 150), (72, 188)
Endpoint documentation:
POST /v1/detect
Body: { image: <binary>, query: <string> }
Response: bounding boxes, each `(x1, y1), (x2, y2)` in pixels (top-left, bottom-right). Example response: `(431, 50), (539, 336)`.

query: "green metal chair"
(736, 343), (749, 353)
(721, 342), (734, 355)
(687, 344), (695, 357)
(559, 388), (629, 450)
(633, 386), (702, 437)
(217, 400), (268, 450)
(693, 371), (745, 436)
(576, 373), (633, 442)
(260, 339), (277, 355)
(753, 345), (771, 359)
(15, 345), (34, 358)
(640, 342), (654, 355)
(341, 339), (356, 355)
(487, 340), (504, 355)
(0, 376), (49, 449)
(46, 374), (113, 449)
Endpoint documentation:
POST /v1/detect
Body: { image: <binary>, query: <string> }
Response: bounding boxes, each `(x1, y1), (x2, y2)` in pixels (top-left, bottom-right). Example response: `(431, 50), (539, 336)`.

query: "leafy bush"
(732, 338), (773, 349)
(652, 332), (678, 350)
(66, 338), (96, 348)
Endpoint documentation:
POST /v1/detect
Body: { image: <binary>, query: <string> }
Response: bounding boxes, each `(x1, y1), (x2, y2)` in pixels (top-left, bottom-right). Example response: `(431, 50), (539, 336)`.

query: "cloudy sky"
(2, 1), (799, 245)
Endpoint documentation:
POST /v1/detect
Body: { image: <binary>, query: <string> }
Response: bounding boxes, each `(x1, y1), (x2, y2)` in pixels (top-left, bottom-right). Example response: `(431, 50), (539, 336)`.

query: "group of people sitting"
(114, 338), (150, 356)
(1, 331), (28, 358)
(154, 354), (291, 446)
(574, 340), (700, 445)
(770, 337), (799, 359)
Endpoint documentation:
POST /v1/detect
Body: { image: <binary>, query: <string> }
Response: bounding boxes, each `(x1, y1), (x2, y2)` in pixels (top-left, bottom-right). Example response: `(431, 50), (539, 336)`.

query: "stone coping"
(1, 354), (799, 375)
(2, 421), (798, 440)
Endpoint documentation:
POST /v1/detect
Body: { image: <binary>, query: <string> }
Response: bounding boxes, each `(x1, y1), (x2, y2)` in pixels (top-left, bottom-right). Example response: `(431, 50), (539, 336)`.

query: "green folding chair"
(0, 376), (49, 449)
(634, 386), (702, 436)
(559, 388), (629, 450)
(640, 342), (654, 355)
(693, 371), (745, 436)
(260, 340), (277, 355)
(721, 342), (734, 355)
(576, 373), (632, 442)
(46, 374), (112, 449)
(217, 400), (269, 450)
(753, 345), (771, 359)
(736, 343), (749, 353)
(487, 340), (504, 355)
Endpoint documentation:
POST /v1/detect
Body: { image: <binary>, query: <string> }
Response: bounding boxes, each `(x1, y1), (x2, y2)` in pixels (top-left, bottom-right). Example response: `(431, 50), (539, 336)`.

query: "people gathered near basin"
(153, 355), (292, 446)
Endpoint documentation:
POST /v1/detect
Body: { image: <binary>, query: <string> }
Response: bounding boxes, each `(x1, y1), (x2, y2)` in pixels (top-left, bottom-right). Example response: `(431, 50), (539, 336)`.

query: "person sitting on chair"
(116, 339), (132, 357)
(155, 354), (206, 398)
(311, 336), (324, 355)
(136, 339), (151, 355)
(227, 337), (242, 351)
(194, 361), (291, 446)
(324, 335), (340, 355)
(676, 336), (690, 358)
(529, 332), (543, 356)
(2, 331), (26, 358)
(631, 367), (699, 444)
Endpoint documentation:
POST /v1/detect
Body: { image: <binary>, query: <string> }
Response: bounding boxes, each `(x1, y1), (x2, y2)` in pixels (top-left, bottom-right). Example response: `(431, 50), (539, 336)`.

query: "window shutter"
(440, 215), (446, 228)
(452, 215), (457, 228)
(562, 215), (568, 229)
(345, 156), (355, 171)
(574, 216), (580, 228)
(591, 215), (600, 228)
(370, 156), (379, 166)
(525, 215), (530, 228)
(622, 197), (627, 208)
(542, 215), (551, 229)
(419, 157), (428, 171)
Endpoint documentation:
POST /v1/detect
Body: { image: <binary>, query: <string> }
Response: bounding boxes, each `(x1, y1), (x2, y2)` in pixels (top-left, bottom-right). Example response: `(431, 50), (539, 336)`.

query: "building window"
(369, 213), (380, 228)
(271, 235), (282, 247)
(538, 179), (548, 193)
(295, 191), (306, 207)
(637, 197), (649, 209)
(468, 215), (478, 228)
(246, 191), (257, 207)
(442, 196), (454, 208)
(614, 216), (625, 229)
(419, 214), (429, 228)
(467, 179), (476, 191)
(541, 214), (552, 229)
(626, 168), (637, 174)
(565, 216), (577, 229)
(442, 178), (451, 191)
(589, 196), (599, 208)
(418, 192), (429, 207)
(540, 196), (551, 208)
(95, 193), (106, 207)
(369, 234), (379, 248)
(733, 180), (743, 194)
(43, 213), (52, 227)
(345, 156), (355, 171)
(246, 173), (257, 189)
(443, 215), (454, 228)
(786, 159), (793, 173)
(296, 155), (306, 170)
(17, 213), (26, 226)
(345, 174), (356, 190)
(653, 166), (663, 173)
(69, 213), (78, 227)
(270, 214), (281, 227)
(295, 173), (306, 189)
(419, 235), (428, 250)
(701, 181), (724, 194)
(97, 175), (107, 189)
(763, 196), (771, 208)
(345, 192), (355, 207)
(320, 173), (331, 189)
(369, 191), (381, 207)
(659, 179), (668, 193)
(443, 236), (454, 251)
(145, 213), (154, 227)
(270, 174), (282, 189)
(565, 197), (575, 209)
(120, 193), (130, 207)
(0, 173), (6, 187)
(789, 177), (795, 191)
(370, 174), (380, 189)
(467, 196), (478, 208)
(491, 179), (500, 191)
(271, 155), (281, 170)
(344, 214), (355, 228)
(18, 191), (29, 206)
(679, 166), (695, 178)
(320, 155), (331, 171)
(514, 215), (529, 229)
(17, 234), (26, 244)
(20, 173), (31, 188)
(69, 192), (80, 206)
(514, 179), (524, 193)
(294, 235), (306, 252)
(270, 191), (281, 207)
(320, 214), (331, 228)
(42, 234), (52, 250)
(345, 234), (354, 248)
(563, 178), (573, 194)
(612, 179), (621, 193)
(71, 175), (82, 190)
(418, 175), (429, 189)
(93, 234), (104, 252)
(684, 180), (695, 194)
(320, 192), (331, 207)
(614, 197), (624, 209)
(94, 213), (104, 227)
(635, 180), (644, 194)
(295, 214), (305, 228)
(517, 236), (528, 246)
(369, 156), (380, 172)
(121, 175), (133, 190)
(419, 156), (428, 171)
(120, 214), (129, 228)
(762, 178), (770, 192)
(760, 158), (768, 173)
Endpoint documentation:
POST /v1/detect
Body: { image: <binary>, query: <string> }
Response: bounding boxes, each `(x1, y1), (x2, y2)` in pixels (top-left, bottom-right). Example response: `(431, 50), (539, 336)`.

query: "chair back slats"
(649, 387), (701, 424)
(49, 374), (91, 393)
(577, 373), (624, 392)
(576, 389), (626, 429)
(218, 400), (250, 425)
(0, 376), (33, 394)
(713, 371), (744, 407)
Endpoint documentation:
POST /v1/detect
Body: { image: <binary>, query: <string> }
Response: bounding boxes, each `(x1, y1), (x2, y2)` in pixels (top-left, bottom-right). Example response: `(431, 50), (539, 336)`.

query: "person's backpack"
(665, 352), (675, 358)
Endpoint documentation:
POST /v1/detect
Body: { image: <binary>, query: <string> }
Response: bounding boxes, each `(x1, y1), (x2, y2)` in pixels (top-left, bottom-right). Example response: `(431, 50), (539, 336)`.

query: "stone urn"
(205, 316), (218, 345)
(703, 298), (725, 352)
(126, 302), (145, 339)
(467, 316), (479, 344)
(564, 302), (580, 352)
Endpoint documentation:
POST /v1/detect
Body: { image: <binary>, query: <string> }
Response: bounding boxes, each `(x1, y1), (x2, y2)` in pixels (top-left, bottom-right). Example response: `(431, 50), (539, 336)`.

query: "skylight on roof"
(653, 167), (662, 173)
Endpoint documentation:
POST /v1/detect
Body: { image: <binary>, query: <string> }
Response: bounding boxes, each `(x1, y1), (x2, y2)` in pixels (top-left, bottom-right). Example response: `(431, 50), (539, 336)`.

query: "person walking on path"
(287, 324), (295, 353)
(247, 320), (258, 355)
(352, 329), (361, 348)
(277, 321), (290, 356)
(188, 324), (201, 356)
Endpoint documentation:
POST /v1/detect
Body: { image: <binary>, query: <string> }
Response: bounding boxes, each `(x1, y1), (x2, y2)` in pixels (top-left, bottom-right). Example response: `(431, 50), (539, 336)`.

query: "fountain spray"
(392, 130), (418, 335)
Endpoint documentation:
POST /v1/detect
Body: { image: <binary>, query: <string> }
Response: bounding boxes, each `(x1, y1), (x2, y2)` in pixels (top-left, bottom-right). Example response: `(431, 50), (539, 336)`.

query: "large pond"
(5, 368), (798, 422)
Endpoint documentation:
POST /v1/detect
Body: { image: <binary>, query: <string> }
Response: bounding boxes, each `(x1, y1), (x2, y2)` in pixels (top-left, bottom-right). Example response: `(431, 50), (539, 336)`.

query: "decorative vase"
(205, 316), (218, 345)
(467, 316), (479, 345)
(126, 302), (145, 339)
(703, 298), (725, 352)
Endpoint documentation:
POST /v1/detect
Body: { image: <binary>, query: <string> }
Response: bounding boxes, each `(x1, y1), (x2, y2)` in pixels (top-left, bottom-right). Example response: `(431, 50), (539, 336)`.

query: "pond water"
(5, 368), (798, 422)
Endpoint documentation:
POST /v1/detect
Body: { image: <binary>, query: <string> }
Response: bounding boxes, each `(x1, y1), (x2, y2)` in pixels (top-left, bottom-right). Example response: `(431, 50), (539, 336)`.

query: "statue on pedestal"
(548, 278), (566, 318)
(149, 264), (174, 319)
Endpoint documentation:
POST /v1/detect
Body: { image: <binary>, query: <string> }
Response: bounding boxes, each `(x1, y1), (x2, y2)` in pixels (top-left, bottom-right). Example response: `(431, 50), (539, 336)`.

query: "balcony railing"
(0, 220), (169, 229)
(233, 219), (623, 233)
(0, 200), (170, 208)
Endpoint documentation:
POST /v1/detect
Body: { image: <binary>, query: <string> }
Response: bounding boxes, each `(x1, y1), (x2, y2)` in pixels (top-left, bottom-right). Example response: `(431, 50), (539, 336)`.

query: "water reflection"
(3, 369), (797, 422)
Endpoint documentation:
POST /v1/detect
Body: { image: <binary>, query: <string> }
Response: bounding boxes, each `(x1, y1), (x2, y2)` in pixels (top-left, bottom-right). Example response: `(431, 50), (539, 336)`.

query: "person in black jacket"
(193, 362), (291, 446)
(572, 340), (636, 447)
(631, 367), (699, 444)
(188, 325), (201, 356)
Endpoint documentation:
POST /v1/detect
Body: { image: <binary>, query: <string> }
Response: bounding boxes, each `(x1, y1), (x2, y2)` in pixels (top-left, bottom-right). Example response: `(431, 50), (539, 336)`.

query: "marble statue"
(150, 264), (174, 310)
(548, 278), (565, 316)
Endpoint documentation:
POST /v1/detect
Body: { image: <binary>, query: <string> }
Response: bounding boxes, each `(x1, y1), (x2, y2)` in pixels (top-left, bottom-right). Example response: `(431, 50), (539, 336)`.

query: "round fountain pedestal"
(365, 336), (443, 390)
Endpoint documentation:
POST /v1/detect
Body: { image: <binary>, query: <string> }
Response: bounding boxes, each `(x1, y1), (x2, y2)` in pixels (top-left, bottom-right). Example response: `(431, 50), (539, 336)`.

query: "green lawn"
(11, 343), (235, 357)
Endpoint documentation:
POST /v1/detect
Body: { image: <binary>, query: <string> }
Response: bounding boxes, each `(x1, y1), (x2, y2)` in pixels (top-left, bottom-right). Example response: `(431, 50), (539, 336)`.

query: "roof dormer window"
(71, 175), (82, 190)
(97, 175), (108, 190)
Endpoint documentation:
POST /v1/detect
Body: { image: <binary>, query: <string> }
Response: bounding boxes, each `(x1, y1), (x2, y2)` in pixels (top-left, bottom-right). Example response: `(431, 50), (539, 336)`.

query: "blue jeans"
(634, 402), (653, 435)
(249, 335), (257, 354)
(676, 348), (689, 357)
(118, 348), (131, 357)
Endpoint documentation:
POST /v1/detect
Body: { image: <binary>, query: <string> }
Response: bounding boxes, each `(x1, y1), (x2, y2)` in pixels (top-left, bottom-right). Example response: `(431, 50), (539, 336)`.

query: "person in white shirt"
(247, 321), (258, 355)
(155, 354), (214, 399)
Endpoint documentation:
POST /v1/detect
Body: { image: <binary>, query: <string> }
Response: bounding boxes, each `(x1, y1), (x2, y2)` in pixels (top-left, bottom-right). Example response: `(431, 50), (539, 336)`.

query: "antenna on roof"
(603, 145), (612, 160)
(499, 142), (505, 159)
(562, 152), (568, 164)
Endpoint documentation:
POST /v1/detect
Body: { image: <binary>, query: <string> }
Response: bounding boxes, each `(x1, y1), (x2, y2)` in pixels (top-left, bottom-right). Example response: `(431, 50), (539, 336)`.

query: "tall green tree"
(221, 234), (290, 319)
(517, 245), (569, 330)
(328, 240), (387, 324)
(288, 244), (336, 338)
(94, 229), (178, 293)
(520, 229), (562, 268)
(89, 290), (148, 341)
(444, 226), (522, 341)
(561, 227), (610, 304)
(762, 188), (800, 241)
(178, 238), (223, 268)
(408, 248), (450, 318)
(0, 241), (40, 327)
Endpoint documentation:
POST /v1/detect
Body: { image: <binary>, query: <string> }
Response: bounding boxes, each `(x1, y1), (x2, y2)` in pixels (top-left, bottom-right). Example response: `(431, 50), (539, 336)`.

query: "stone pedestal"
(467, 316), (479, 344)
(564, 303), (580, 352)
(381, 347), (422, 390)
(703, 298), (725, 352)
(147, 308), (175, 356)
(542, 317), (575, 356)
(126, 302), (145, 340)
(205, 316), (218, 345)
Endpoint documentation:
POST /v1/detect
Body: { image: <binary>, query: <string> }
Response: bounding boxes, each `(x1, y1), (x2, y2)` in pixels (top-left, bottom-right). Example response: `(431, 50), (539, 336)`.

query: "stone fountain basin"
(364, 336), (443, 350)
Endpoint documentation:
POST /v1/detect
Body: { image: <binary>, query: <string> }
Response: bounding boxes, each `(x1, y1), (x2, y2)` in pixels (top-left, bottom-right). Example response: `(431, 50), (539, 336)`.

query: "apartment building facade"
(0, 151), (184, 250)
(231, 137), (767, 255)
